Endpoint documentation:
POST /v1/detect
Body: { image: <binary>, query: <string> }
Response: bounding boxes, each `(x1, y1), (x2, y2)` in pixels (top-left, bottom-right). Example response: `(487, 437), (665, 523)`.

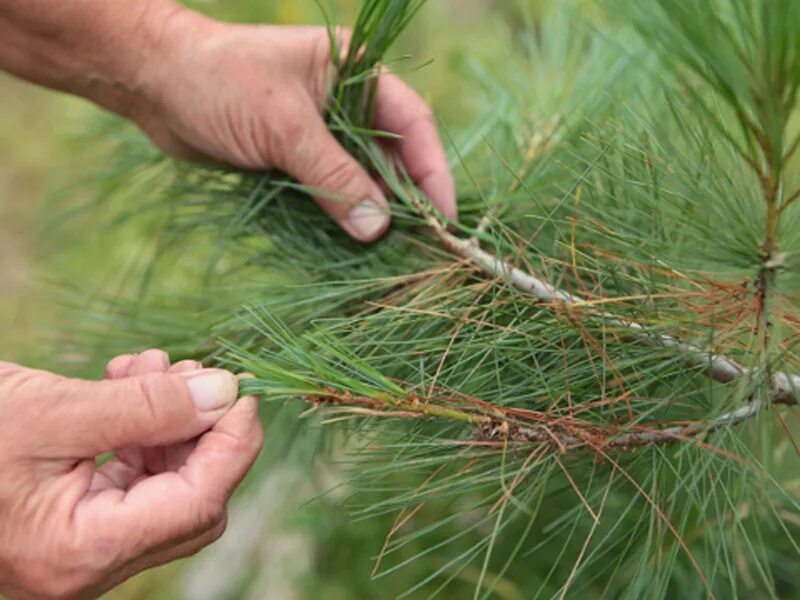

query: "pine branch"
(63, 1), (800, 595)
(403, 190), (799, 411)
(306, 388), (763, 450)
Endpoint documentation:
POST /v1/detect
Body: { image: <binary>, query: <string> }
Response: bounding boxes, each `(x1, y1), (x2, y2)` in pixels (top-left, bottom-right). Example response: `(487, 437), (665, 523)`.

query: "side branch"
(407, 194), (799, 407)
(308, 390), (764, 450)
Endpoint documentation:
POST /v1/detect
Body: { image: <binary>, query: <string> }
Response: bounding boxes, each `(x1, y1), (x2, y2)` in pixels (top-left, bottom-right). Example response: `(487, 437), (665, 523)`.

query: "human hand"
(0, 1), (455, 241)
(125, 10), (457, 241)
(0, 350), (263, 600)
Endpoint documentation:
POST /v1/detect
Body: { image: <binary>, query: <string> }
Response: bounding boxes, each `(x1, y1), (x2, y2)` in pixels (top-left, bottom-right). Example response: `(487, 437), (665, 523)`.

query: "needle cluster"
(71, 1), (800, 597)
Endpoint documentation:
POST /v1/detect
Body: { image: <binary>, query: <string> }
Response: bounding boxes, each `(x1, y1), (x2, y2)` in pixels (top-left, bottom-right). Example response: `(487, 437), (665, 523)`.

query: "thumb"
(24, 367), (239, 456)
(281, 110), (391, 242)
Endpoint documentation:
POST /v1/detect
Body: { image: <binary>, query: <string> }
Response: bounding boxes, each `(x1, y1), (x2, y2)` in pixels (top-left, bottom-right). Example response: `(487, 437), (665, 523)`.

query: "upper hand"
(0, 350), (263, 600)
(127, 11), (457, 241)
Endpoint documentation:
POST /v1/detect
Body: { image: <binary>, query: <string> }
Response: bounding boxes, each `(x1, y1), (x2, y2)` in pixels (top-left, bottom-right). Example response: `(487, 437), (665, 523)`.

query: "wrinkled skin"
(131, 14), (458, 240)
(0, 1), (455, 239)
(0, 350), (263, 600)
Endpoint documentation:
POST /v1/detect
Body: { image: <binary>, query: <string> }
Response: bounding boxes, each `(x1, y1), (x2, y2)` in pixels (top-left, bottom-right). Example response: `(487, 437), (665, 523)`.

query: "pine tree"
(72, 1), (800, 597)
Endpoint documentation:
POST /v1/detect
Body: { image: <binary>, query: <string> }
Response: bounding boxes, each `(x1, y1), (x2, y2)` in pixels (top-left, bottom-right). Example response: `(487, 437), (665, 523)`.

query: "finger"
(106, 357), (204, 479)
(374, 74), (457, 221)
(170, 360), (203, 373)
(105, 354), (136, 380)
(128, 349), (171, 376)
(89, 439), (197, 493)
(95, 350), (176, 492)
(90, 439), (194, 494)
(179, 395), (264, 502)
(74, 397), (262, 559)
(38, 367), (240, 456)
(280, 103), (390, 242)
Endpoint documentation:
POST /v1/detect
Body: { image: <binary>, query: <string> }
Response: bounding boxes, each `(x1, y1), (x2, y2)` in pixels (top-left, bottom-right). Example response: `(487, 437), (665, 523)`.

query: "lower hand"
(0, 350), (263, 600)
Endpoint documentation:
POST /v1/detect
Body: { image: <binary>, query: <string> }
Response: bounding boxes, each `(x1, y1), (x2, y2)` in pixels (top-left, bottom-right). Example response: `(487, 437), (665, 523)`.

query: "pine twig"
(308, 388), (763, 450)
(781, 187), (800, 212)
(470, 206), (502, 243)
(405, 193), (799, 411)
(468, 119), (561, 245)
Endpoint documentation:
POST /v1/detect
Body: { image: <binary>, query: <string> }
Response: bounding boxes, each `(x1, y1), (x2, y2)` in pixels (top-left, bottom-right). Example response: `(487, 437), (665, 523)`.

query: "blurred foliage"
(0, 76), (84, 363)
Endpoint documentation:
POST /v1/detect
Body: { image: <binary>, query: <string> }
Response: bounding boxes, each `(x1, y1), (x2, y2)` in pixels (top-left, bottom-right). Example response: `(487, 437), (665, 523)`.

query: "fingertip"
(341, 196), (391, 242)
(180, 369), (240, 414)
(130, 349), (171, 376)
(105, 354), (136, 380)
(224, 395), (262, 434)
(170, 359), (204, 374)
(237, 394), (261, 418)
(373, 74), (457, 223)
(283, 106), (391, 243)
(222, 395), (264, 454)
(178, 395), (263, 502)
(423, 173), (458, 222)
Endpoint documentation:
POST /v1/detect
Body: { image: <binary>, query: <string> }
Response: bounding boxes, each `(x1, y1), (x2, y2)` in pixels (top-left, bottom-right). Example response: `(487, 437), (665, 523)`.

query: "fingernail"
(185, 370), (239, 412)
(344, 199), (389, 241)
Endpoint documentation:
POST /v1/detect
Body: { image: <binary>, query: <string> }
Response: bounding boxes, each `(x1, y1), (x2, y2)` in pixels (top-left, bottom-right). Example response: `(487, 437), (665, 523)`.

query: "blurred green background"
(0, 1), (525, 598)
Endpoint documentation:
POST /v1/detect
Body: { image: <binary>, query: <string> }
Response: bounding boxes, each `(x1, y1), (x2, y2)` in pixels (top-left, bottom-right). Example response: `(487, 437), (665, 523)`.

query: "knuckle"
(102, 374), (174, 448)
(266, 110), (305, 169)
(228, 419), (264, 457)
(194, 496), (227, 531)
(315, 160), (364, 196)
(134, 376), (163, 425)
(51, 533), (83, 562)
(276, 110), (305, 146)
(209, 511), (229, 543)
(309, 28), (331, 64)
(180, 514), (228, 562)
(84, 531), (127, 570)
